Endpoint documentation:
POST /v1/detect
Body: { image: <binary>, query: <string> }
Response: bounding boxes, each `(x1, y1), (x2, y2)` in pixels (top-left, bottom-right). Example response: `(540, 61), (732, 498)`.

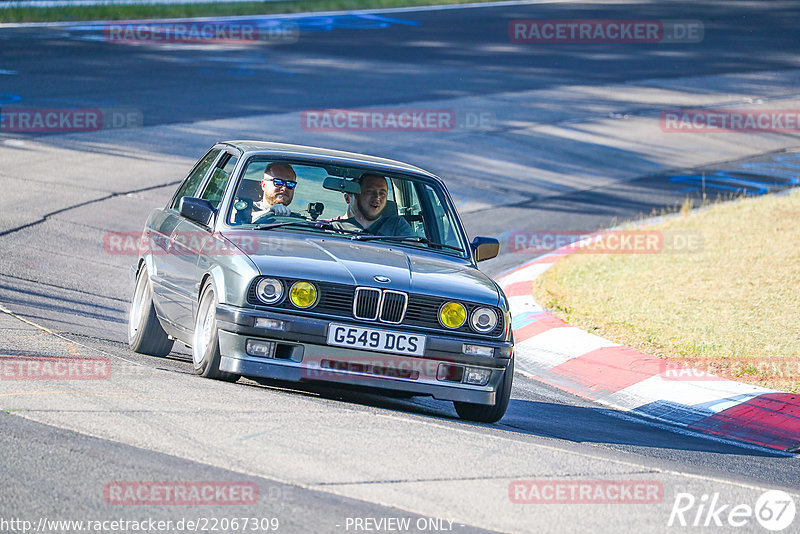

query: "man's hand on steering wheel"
(269, 204), (291, 216)
(252, 203), (309, 224)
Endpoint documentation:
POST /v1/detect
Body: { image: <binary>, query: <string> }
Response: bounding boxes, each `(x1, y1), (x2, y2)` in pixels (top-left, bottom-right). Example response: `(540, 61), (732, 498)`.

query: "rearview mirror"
(179, 197), (215, 227)
(471, 236), (500, 262)
(323, 176), (361, 195)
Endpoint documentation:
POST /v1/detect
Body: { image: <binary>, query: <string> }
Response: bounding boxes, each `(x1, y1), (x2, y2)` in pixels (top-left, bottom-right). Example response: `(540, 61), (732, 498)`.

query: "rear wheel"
(128, 266), (174, 357)
(453, 359), (514, 423)
(192, 282), (240, 382)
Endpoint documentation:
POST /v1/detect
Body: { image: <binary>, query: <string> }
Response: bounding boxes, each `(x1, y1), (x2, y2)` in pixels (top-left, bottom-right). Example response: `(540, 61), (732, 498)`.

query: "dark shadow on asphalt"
(7, 301), (125, 325)
(242, 375), (790, 459)
(0, 283), (124, 314)
(499, 398), (789, 458)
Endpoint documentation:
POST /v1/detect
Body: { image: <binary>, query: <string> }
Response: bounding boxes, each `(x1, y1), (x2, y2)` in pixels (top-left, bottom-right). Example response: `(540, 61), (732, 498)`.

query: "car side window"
(420, 183), (462, 248)
(170, 148), (222, 210)
(200, 154), (238, 209)
(392, 178), (425, 237)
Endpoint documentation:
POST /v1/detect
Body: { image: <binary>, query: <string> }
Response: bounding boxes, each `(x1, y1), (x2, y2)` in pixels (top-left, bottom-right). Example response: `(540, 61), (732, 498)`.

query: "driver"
(251, 162), (297, 222)
(333, 173), (414, 236)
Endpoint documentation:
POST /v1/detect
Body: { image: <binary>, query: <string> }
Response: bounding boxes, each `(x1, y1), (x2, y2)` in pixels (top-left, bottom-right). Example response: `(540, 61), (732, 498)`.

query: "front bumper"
(215, 304), (513, 405)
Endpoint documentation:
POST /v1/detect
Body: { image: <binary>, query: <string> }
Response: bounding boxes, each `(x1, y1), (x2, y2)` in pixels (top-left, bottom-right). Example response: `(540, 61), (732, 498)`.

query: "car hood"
(222, 230), (501, 306)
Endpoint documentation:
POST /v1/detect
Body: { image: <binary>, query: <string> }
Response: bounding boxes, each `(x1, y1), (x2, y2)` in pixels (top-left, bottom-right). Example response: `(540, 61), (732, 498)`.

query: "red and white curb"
(497, 252), (800, 452)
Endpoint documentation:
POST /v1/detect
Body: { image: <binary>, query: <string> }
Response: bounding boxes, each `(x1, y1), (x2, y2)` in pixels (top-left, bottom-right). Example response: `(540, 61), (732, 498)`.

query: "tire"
(192, 282), (240, 382)
(453, 358), (514, 423)
(128, 266), (174, 357)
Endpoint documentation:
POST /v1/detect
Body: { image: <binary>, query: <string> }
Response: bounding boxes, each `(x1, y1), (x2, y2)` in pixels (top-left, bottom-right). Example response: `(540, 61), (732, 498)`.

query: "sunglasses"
(270, 178), (297, 189)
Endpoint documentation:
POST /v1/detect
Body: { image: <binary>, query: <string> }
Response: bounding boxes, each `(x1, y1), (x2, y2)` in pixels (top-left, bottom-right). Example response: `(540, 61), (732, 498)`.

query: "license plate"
(326, 324), (426, 356)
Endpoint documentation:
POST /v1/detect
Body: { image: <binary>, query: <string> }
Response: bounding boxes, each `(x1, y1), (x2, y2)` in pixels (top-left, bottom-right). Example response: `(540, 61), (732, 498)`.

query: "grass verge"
(532, 189), (800, 393)
(0, 0), (502, 23)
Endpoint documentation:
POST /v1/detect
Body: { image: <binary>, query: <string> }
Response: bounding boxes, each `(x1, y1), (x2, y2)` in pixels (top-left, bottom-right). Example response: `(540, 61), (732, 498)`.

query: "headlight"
(289, 281), (317, 308)
(439, 301), (466, 329)
(470, 307), (498, 333)
(255, 278), (283, 305)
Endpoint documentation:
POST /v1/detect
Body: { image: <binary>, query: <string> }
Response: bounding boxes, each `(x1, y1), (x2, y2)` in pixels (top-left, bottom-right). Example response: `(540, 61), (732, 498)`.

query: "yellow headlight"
(289, 281), (317, 308)
(439, 301), (466, 329)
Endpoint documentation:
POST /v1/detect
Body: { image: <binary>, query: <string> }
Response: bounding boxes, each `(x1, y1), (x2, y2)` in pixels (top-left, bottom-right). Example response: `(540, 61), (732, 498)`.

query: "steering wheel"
(252, 211), (307, 225)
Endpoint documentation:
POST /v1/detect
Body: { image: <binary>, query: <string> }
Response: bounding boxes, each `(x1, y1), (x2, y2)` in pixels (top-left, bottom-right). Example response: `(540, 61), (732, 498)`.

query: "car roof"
(220, 141), (439, 180)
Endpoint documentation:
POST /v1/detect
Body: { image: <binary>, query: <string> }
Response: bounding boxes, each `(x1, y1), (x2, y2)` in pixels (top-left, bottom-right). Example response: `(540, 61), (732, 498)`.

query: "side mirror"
(323, 176), (361, 195)
(471, 236), (499, 262)
(179, 197), (215, 227)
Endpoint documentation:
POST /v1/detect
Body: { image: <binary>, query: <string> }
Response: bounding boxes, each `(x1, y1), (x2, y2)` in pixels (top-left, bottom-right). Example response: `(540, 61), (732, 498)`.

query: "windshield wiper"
(351, 234), (464, 252)
(254, 220), (365, 236)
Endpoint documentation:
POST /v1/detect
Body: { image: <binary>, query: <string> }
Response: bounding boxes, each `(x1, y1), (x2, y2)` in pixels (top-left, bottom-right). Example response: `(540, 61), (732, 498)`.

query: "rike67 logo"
(668, 490), (796, 531)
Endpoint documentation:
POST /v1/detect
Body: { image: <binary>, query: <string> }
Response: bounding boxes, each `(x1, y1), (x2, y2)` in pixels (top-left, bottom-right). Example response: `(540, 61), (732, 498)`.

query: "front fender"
(193, 235), (260, 321)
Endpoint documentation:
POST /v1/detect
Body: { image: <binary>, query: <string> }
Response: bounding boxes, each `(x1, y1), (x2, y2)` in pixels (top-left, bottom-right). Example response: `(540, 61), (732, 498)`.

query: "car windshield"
(226, 157), (468, 257)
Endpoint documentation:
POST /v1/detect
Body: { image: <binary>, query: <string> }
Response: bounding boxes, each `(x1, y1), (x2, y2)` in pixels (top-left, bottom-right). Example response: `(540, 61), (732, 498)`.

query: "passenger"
(251, 162), (297, 222)
(333, 173), (414, 236)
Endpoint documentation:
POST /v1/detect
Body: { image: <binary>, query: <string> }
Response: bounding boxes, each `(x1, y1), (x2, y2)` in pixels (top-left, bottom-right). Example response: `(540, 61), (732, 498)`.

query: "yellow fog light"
(439, 301), (466, 329)
(289, 281), (317, 309)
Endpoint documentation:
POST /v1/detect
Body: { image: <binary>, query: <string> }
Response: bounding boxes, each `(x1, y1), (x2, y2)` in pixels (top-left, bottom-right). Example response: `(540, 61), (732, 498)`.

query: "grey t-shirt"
(332, 215), (414, 237)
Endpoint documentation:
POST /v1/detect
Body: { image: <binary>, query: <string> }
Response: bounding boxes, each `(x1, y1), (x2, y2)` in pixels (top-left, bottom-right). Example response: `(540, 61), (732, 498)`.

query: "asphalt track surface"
(1, 1), (800, 533)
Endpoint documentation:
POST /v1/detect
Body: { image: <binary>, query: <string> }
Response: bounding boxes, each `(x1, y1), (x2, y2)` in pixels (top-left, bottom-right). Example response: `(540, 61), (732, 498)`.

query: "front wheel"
(192, 282), (240, 382)
(128, 266), (174, 357)
(453, 359), (514, 423)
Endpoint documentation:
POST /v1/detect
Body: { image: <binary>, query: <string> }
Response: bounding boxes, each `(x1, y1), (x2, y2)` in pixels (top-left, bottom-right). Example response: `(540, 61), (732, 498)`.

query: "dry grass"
(532, 189), (800, 393)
